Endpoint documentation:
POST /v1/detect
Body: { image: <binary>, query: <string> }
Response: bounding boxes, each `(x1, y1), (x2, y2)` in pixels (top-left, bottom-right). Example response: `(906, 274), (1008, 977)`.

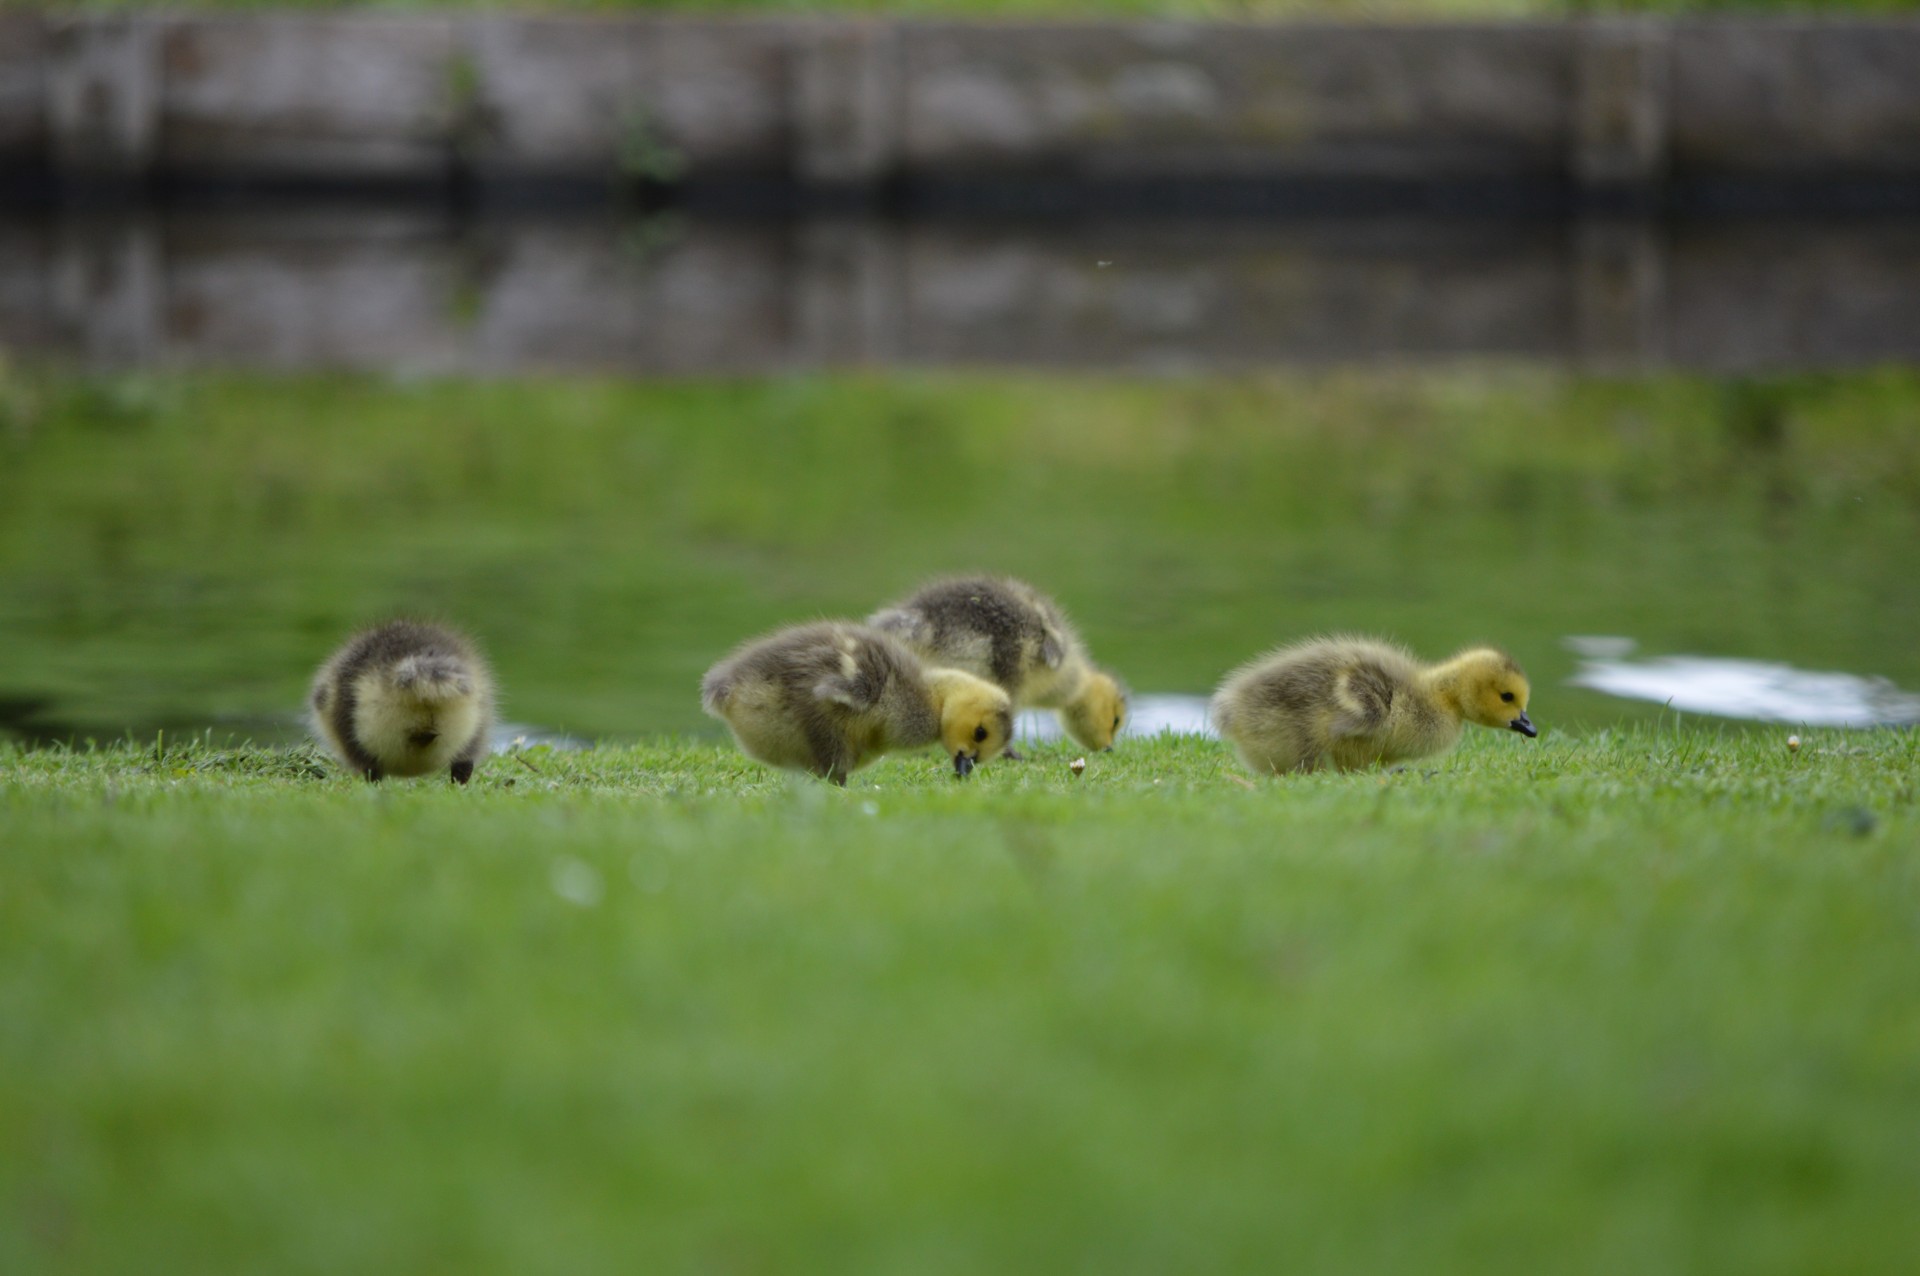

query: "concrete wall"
(6, 214), (1917, 374)
(4, 15), (1920, 194)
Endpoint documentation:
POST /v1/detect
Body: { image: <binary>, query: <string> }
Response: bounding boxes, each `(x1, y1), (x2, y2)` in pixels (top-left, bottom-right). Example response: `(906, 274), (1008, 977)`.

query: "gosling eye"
(1112, 716), (1121, 730)
(973, 725), (988, 743)
(1500, 692), (1516, 703)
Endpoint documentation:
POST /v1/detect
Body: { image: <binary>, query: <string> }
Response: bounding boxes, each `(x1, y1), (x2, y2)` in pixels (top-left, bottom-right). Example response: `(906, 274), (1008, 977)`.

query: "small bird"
(309, 621), (495, 783)
(1211, 635), (1536, 776)
(701, 620), (1013, 784)
(868, 575), (1128, 753)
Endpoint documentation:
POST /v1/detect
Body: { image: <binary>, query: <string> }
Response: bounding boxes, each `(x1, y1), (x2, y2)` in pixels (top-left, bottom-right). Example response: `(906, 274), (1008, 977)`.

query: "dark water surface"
(7, 211), (1920, 375)
(2, 212), (1918, 746)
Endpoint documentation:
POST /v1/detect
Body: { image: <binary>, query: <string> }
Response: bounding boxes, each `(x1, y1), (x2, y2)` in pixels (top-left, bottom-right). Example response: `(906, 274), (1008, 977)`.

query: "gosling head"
(927, 668), (1014, 779)
(1060, 670), (1129, 752)
(1449, 648), (1536, 737)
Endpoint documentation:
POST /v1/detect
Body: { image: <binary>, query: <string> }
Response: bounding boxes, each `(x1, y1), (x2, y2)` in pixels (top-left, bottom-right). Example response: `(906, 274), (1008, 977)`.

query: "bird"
(701, 620), (1013, 785)
(868, 575), (1128, 753)
(1210, 635), (1536, 775)
(309, 620), (496, 783)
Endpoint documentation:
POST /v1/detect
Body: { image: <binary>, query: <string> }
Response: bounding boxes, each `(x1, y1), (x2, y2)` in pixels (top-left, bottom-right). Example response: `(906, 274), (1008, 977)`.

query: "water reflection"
(4, 301), (1919, 743)
(8, 213), (1920, 373)
(492, 725), (590, 754)
(1566, 638), (1920, 728)
(1037, 650), (1920, 739)
(1018, 694), (1216, 744)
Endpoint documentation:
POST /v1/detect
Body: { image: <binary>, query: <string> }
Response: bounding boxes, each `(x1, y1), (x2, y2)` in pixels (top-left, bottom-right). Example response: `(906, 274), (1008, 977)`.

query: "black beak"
(409, 729), (440, 747)
(1509, 712), (1537, 738)
(954, 751), (975, 778)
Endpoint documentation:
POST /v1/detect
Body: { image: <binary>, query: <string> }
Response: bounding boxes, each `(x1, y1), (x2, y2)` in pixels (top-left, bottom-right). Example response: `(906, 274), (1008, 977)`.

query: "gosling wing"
(1327, 663), (1395, 739)
(809, 642), (887, 712)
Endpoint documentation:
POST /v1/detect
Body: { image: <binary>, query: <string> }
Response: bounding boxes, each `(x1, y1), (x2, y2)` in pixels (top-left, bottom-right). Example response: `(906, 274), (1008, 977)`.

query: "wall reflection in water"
(6, 213), (1920, 374)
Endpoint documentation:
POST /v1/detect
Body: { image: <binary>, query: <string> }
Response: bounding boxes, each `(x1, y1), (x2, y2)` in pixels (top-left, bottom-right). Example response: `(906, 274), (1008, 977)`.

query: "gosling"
(868, 575), (1129, 753)
(309, 620), (495, 784)
(701, 620), (1013, 784)
(1211, 636), (1536, 776)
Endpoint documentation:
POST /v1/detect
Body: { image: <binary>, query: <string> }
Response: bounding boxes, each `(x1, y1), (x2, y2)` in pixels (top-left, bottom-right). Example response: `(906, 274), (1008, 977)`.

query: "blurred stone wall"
(6, 16), (1917, 375)
(3, 15), (1919, 195)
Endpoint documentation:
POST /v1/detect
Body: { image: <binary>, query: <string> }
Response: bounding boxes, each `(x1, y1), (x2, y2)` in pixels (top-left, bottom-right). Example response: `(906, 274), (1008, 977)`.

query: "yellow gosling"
(1211, 636), (1536, 776)
(869, 575), (1129, 752)
(310, 620), (495, 783)
(701, 620), (1013, 785)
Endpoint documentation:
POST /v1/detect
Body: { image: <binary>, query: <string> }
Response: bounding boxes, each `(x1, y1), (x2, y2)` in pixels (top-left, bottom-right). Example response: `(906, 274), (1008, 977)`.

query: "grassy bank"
(2, 727), (1917, 1273)
(3, 368), (1918, 743)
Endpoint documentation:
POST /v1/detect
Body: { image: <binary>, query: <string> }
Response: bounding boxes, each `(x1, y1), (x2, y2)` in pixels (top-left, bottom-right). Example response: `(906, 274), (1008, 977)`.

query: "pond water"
(2, 212), (1918, 748)
(1566, 639), (1920, 729)
(8, 212), (1920, 375)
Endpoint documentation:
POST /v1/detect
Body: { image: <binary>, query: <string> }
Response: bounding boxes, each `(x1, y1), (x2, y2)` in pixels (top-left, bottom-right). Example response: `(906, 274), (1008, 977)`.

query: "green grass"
(3, 726), (1918, 1273)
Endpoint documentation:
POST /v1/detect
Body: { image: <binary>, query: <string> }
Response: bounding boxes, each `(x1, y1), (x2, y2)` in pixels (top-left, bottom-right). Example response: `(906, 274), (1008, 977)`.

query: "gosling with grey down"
(702, 620), (1013, 784)
(310, 621), (495, 783)
(869, 575), (1129, 754)
(1212, 635), (1536, 776)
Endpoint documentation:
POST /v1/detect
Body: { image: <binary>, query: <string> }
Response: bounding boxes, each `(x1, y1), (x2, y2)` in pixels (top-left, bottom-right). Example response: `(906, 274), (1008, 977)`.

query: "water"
(3, 211), (1919, 747)
(1567, 639), (1920, 728)
(9, 212), (1920, 374)
(1023, 650), (1920, 741)
(1019, 695), (1217, 744)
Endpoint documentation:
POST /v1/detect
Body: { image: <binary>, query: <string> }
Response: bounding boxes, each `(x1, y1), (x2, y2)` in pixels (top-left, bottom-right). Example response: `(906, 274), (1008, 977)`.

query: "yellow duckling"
(868, 575), (1129, 753)
(701, 620), (1013, 784)
(310, 620), (496, 783)
(1211, 636), (1536, 775)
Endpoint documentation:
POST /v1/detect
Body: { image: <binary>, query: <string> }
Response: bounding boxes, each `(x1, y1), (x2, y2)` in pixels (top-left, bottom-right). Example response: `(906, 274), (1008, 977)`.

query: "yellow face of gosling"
(1454, 650), (1537, 737)
(939, 681), (1014, 778)
(1061, 672), (1128, 752)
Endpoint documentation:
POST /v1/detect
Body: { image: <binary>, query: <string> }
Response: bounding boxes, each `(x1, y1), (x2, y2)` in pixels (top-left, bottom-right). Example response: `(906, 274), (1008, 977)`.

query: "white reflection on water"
(1017, 693), (1217, 742)
(489, 722), (589, 753)
(1566, 637), (1920, 727)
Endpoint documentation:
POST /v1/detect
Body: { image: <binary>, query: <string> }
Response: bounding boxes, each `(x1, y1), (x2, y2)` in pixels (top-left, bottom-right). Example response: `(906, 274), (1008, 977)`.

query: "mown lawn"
(3, 725), (1916, 1274)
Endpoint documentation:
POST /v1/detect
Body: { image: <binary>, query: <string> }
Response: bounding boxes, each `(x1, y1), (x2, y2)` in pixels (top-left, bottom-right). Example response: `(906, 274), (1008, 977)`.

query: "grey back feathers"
(392, 653), (471, 698)
(1212, 637), (1421, 742)
(869, 575), (1081, 698)
(703, 622), (924, 723)
(865, 605), (934, 654)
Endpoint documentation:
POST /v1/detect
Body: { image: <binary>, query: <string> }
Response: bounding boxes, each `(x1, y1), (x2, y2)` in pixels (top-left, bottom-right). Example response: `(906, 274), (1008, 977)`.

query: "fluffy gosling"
(701, 620), (1013, 785)
(868, 575), (1128, 752)
(309, 621), (495, 783)
(1211, 635), (1536, 776)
